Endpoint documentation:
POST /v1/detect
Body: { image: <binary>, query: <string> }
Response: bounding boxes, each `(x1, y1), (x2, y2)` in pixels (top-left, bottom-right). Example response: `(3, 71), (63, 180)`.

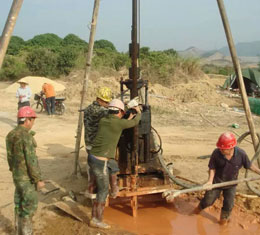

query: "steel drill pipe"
(163, 176), (260, 202)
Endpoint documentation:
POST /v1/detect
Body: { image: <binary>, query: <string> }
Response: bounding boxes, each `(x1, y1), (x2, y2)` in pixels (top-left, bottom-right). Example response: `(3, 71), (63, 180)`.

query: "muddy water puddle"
(105, 197), (260, 235)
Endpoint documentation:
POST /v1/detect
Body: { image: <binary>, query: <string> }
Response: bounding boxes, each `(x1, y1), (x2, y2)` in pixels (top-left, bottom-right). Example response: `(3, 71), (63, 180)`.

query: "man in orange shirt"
(42, 83), (56, 116)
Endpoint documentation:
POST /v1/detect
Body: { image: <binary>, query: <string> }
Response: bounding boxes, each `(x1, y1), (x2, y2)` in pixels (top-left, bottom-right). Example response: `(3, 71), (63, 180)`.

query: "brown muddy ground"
(1, 75), (260, 235)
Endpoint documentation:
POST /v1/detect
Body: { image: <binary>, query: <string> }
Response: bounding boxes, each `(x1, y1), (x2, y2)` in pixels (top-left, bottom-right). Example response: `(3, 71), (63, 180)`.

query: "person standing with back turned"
(42, 83), (55, 116)
(6, 106), (45, 234)
(83, 87), (112, 198)
(88, 98), (141, 229)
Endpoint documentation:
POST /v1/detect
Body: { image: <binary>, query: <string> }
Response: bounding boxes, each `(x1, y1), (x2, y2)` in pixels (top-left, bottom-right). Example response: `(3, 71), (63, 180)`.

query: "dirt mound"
(150, 76), (236, 106)
(60, 71), (120, 103)
(5, 76), (66, 94)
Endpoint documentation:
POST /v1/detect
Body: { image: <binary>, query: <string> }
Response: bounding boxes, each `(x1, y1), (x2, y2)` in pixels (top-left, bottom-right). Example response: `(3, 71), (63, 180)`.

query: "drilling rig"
(113, 0), (180, 217)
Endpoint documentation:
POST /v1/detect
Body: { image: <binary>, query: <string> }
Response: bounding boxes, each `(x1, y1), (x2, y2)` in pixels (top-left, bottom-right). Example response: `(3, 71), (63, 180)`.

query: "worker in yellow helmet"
(83, 87), (113, 198)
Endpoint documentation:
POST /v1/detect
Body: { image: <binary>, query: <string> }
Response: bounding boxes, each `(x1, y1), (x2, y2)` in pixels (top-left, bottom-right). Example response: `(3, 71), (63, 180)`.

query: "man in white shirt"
(16, 80), (32, 110)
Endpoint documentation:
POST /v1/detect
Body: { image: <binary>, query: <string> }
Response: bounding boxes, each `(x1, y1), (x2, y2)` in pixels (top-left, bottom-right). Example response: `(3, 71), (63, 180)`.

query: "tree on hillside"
(26, 33), (62, 48)
(62, 34), (88, 48)
(140, 47), (150, 57)
(7, 36), (25, 55)
(163, 48), (178, 57)
(0, 56), (28, 80)
(94, 39), (116, 51)
(25, 48), (58, 76)
(57, 47), (79, 75)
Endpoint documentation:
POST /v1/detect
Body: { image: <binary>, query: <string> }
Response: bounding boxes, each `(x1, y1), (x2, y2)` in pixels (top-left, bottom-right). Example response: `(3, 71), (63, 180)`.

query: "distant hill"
(218, 41), (260, 57)
(178, 41), (260, 67)
(178, 41), (260, 58)
(178, 47), (206, 58)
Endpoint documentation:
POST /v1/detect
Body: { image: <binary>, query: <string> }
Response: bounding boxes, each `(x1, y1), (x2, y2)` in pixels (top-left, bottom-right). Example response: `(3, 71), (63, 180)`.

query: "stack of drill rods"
(163, 176), (260, 201)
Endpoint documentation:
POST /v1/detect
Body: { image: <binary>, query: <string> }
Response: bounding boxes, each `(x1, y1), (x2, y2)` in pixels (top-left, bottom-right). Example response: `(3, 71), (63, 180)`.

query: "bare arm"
(206, 169), (216, 184)
(250, 164), (260, 175)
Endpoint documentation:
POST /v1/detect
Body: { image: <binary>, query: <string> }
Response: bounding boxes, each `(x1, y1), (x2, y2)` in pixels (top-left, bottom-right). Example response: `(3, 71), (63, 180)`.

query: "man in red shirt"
(42, 83), (56, 116)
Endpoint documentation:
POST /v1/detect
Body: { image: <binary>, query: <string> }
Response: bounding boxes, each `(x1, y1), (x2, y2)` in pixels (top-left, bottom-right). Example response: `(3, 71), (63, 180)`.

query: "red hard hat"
(17, 106), (37, 118)
(216, 132), (237, 149)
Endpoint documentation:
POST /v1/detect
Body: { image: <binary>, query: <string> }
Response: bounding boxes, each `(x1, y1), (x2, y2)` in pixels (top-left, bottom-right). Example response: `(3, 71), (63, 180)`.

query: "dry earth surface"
(1, 73), (260, 235)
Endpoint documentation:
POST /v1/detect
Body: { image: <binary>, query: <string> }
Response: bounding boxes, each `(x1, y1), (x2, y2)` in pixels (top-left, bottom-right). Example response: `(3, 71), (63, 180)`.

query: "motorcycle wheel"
(55, 103), (65, 115)
(32, 102), (43, 113)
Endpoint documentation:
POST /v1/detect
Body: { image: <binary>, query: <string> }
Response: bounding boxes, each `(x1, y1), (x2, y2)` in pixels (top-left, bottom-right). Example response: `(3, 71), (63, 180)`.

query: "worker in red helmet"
(6, 106), (45, 234)
(192, 132), (260, 225)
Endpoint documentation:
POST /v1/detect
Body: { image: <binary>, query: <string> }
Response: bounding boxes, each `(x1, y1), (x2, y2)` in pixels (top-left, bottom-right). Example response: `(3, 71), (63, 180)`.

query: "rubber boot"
(219, 210), (230, 225)
(89, 200), (99, 227)
(89, 202), (111, 229)
(21, 217), (33, 235)
(91, 200), (98, 219)
(109, 174), (119, 199)
(190, 205), (202, 215)
(85, 171), (97, 199)
(88, 172), (96, 194)
(219, 219), (229, 225)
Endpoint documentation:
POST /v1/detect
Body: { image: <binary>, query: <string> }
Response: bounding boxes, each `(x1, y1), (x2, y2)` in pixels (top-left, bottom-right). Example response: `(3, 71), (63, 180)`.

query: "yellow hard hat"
(97, 87), (112, 102)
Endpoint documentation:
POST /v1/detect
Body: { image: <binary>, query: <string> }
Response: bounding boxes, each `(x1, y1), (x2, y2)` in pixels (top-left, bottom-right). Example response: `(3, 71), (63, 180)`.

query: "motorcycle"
(32, 92), (66, 115)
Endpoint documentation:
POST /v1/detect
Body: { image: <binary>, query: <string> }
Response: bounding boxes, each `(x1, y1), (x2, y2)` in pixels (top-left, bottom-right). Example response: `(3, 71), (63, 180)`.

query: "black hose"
(237, 131), (260, 196)
(151, 126), (198, 189)
(151, 126), (162, 154)
(157, 151), (198, 188)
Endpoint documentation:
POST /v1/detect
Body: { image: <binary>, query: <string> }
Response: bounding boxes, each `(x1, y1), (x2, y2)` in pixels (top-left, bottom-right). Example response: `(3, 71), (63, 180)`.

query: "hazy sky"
(1, 0), (259, 52)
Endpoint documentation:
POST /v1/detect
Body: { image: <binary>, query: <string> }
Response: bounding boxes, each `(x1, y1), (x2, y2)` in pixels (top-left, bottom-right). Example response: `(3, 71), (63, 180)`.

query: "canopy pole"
(216, 0), (259, 164)
(0, 0), (24, 69)
(73, 0), (101, 175)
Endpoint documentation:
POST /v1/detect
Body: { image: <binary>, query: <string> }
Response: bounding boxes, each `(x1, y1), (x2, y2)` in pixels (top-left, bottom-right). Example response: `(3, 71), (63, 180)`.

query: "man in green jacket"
(6, 106), (45, 235)
(88, 99), (141, 229)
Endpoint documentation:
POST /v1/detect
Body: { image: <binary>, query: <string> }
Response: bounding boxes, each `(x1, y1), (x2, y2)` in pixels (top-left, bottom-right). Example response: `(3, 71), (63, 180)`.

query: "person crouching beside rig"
(88, 99), (141, 229)
(192, 132), (260, 225)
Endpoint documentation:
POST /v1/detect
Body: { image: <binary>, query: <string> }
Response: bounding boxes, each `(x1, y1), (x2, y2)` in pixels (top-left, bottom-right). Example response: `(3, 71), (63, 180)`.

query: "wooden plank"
(53, 201), (89, 222)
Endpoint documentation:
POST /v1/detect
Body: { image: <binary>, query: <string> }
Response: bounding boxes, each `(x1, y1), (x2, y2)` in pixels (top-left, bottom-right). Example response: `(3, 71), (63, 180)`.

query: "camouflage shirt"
(6, 125), (42, 184)
(83, 101), (109, 147)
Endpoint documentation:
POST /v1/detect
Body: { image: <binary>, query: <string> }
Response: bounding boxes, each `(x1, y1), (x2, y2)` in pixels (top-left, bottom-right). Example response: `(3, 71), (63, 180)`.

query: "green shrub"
(0, 56), (28, 80)
(57, 46), (79, 75)
(7, 36), (25, 55)
(26, 33), (62, 48)
(25, 48), (58, 76)
(62, 34), (88, 48)
(94, 39), (117, 51)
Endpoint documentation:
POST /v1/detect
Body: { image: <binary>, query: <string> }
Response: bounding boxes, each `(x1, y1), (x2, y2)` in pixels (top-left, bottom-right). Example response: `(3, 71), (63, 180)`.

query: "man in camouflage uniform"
(6, 106), (45, 235)
(83, 87), (112, 197)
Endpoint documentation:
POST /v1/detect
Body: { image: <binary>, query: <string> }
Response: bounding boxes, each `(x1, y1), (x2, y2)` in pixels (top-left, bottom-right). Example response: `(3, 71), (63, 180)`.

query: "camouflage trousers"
(14, 181), (38, 218)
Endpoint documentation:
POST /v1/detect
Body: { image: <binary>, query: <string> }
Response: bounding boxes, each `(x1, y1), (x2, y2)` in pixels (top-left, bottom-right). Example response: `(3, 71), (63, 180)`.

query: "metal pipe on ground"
(73, 0), (101, 175)
(163, 176), (260, 202)
(216, 0), (259, 166)
(0, 0), (24, 69)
